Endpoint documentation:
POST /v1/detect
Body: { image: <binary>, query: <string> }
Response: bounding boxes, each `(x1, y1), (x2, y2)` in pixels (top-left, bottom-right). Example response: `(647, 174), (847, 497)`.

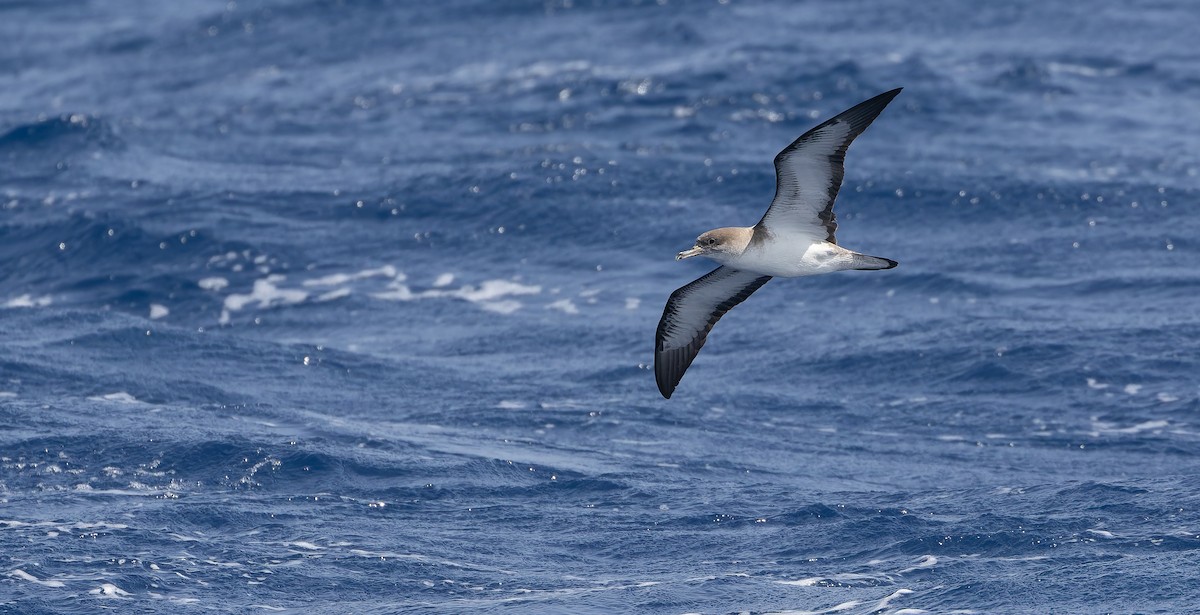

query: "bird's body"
(696, 227), (892, 278)
(655, 88), (903, 399)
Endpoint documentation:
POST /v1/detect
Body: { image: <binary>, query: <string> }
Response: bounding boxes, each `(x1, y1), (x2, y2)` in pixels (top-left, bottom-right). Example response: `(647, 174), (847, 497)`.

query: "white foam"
(898, 555), (937, 573)
(546, 298), (579, 314)
(776, 572), (884, 588)
(777, 577), (821, 586)
(372, 277), (541, 314)
(1087, 529), (1115, 538)
(875, 589), (915, 610)
(198, 277), (229, 291)
(224, 275), (308, 312)
(88, 392), (142, 404)
(497, 401), (526, 409)
(1047, 61), (1120, 78)
(202, 559), (242, 568)
(769, 600), (860, 615)
(149, 304), (169, 319)
(480, 300), (522, 314)
(0, 520), (128, 531)
(370, 283), (415, 301)
(1103, 419), (1168, 434)
(303, 265), (398, 287)
(1158, 392), (1179, 402)
(433, 273), (455, 287)
(316, 288), (351, 302)
(0, 391), (16, 398)
(9, 569), (65, 587)
(90, 583), (132, 597)
(303, 273), (355, 287)
(1085, 378), (1109, 390)
(625, 297), (640, 310)
(1123, 384), (1142, 395)
(453, 279), (540, 303)
(829, 603), (861, 613)
(4, 294), (52, 308)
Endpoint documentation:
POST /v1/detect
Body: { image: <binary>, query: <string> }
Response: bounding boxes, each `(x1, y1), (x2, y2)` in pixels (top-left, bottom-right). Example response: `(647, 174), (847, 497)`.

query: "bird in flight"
(655, 88), (902, 399)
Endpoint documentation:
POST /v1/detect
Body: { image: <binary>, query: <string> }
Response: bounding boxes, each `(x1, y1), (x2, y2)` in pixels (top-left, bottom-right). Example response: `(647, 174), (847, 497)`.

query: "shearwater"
(655, 88), (903, 399)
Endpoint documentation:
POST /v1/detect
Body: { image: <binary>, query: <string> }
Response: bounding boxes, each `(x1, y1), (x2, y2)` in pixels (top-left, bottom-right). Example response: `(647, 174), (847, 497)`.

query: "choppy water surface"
(2, 1), (1200, 613)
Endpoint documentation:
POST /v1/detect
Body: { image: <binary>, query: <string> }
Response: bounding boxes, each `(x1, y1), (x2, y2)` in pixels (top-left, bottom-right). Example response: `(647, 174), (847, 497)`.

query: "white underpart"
(712, 236), (857, 278)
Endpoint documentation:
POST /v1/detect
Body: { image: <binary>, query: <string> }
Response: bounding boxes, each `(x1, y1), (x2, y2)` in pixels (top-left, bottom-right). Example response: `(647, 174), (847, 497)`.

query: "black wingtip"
(883, 258), (899, 269)
(851, 87), (903, 119)
(811, 87), (903, 142)
(875, 87), (903, 102)
(655, 353), (679, 399)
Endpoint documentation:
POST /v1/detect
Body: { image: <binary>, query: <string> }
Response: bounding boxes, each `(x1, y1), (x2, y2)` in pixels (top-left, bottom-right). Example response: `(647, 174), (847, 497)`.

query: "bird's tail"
(851, 253), (898, 270)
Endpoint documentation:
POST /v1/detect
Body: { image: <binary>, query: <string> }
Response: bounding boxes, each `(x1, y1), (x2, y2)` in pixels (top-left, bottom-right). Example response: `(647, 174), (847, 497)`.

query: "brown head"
(676, 227), (753, 263)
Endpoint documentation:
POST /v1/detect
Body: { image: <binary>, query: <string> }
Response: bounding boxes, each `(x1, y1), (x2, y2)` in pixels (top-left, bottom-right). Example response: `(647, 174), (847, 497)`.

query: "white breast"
(729, 240), (854, 278)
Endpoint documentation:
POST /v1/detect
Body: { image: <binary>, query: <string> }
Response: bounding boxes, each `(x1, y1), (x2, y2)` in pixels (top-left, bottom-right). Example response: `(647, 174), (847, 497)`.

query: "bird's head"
(676, 227), (751, 262)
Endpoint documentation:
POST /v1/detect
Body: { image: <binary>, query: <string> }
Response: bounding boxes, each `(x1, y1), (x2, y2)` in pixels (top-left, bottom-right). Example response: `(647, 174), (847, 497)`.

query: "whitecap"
(480, 300), (522, 314)
(3, 294), (52, 308)
(224, 275), (308, 312)
(316, 288), (351, 302)
(546, 298), (579, 314)
(875, 589), (915, 611)
(452, 279), (540, 303)
(303, 265), (398, 287)
(197, 277), (229, 291)
(370, 283), (415, 301)
(89, 583), (132, 597)
(1046, 61), (1121, 78)
(9, 569), (65, 587)
(88, 392), (142, 404)
(372, 277), (540, 314)
(1098, 419), (1168, 435)
(898, 555), (937, 573)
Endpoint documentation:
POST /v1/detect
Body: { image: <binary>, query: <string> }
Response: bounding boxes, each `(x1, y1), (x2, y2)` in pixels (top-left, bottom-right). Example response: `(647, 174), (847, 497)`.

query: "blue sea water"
(2, 0), (1200, 612)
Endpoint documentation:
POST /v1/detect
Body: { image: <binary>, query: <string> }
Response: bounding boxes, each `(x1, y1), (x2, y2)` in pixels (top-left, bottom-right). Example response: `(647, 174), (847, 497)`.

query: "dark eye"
(707, 238), (716, 245)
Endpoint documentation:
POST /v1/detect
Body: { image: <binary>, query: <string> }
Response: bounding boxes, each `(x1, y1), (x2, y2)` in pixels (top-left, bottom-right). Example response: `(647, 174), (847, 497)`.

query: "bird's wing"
(655, 266), (771, 399)
(756, 88), (902, 244)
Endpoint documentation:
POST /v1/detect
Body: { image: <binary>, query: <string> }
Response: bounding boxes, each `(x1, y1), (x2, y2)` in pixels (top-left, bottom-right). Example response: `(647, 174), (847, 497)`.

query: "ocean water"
(2, 0), (1200, 613)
